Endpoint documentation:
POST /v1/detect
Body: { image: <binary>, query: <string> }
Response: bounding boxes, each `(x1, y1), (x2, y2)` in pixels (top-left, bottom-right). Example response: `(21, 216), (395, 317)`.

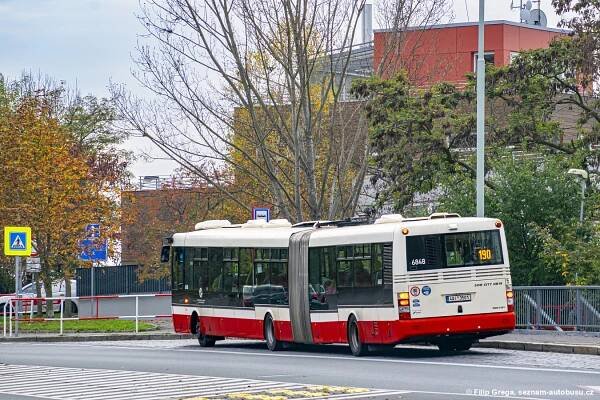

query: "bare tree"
(115, 0), (452, 222)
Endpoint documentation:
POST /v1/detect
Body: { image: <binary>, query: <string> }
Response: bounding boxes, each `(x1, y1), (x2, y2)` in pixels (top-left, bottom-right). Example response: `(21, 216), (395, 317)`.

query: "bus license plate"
(446, 294), (472, 303)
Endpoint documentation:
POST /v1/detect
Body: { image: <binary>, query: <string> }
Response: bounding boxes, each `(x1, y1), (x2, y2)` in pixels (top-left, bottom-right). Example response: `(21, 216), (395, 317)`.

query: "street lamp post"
(568, 168), (588, 223)
(476, 0), (486, 217)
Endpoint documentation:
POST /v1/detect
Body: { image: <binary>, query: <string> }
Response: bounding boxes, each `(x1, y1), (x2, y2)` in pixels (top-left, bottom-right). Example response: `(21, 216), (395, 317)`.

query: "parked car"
(0, 279), (78, 314)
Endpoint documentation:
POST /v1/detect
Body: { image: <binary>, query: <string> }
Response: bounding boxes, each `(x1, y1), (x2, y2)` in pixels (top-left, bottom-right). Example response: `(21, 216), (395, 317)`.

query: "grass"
(0, 318), (158, 333)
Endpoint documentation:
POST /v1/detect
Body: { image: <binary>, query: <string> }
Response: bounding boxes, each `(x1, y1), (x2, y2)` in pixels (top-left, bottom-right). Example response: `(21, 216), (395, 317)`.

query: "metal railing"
(514, 286), (600, 331)
(76, 265), (171, 296)
(2, 294), (172, 337)
(4, 287), (600, 337)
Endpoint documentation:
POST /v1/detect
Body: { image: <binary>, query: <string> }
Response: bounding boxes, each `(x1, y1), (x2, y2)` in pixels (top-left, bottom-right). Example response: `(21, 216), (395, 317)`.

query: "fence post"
(575, 287), (582, 332)
(9, 300), (13, 337)
(535, 289), (542, 329)
(525, 290), (531, 329)
(60, 299), (64, 336)
(135, 295), (139, 334)
(3, 302), (7, 337)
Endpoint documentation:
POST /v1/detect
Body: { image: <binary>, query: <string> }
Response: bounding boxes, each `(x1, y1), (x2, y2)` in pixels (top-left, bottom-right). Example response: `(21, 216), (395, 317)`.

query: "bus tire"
(264, 314), (282, 351)
(196, 318), (216, 347)
(347, 315), (368, 357)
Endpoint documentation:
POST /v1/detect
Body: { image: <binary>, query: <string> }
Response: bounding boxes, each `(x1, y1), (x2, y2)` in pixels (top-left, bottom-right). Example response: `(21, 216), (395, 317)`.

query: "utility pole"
(476, 0), (486, 217)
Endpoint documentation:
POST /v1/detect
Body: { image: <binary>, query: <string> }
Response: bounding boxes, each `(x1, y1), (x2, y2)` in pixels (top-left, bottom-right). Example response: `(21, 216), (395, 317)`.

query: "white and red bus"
(164, 213), (515, 356)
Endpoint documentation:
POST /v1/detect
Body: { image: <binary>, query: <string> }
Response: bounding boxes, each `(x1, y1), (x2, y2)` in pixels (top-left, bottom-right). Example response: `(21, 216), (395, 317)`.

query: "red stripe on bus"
(173, 312), (515, 344)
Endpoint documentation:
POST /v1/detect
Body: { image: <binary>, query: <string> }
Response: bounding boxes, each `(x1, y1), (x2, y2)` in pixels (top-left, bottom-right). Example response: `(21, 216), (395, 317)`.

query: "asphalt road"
(0, 338), (599, 400)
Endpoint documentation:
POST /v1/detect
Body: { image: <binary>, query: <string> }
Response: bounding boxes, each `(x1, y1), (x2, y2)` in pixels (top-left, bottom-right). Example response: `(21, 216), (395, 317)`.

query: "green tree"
(436, 152), (598, 285)
(351, 73), (479, 211)
(354, 0), (600, 285)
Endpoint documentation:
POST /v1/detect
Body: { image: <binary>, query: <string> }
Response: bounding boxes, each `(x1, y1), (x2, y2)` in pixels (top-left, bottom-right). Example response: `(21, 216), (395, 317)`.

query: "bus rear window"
(406, 230), (503, 271)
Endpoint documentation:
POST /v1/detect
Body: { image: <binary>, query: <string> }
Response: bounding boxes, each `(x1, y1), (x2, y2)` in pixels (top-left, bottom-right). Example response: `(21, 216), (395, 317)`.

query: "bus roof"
(171, 216), (501, 248)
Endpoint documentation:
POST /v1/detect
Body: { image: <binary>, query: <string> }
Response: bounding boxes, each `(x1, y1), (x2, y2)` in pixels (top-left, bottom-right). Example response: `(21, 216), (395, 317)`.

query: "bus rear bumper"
(363, 312), (516, 344)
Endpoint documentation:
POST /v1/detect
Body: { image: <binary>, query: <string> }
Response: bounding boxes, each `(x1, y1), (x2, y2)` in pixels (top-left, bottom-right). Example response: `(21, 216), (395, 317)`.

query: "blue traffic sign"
(79, 239), (107, 261)
(9, 232), (27, 250)
(79, 224), (107, 261)
(85, 224), (101, 238)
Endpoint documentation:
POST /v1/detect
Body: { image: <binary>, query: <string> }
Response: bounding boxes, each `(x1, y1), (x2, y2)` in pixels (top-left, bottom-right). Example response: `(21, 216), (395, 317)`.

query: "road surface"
(0, 339), (598, 399)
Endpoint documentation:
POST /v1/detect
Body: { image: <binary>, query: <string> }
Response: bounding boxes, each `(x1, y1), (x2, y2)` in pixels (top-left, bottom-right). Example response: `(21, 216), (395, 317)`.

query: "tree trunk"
(41, 275), (54, 319)
(64, 271), (73, 318)
(35, 273), (43, 317)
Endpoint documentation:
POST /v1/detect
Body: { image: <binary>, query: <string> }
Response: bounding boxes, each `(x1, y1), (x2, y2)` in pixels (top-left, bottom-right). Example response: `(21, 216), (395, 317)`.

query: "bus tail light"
(506, 290), (514, 312)
(398, 292), (411, 319)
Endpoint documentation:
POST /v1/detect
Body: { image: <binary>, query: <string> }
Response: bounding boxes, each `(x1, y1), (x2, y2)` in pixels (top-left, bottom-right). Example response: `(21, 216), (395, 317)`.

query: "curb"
(0, 332), (193, 343)
(476, 340), (600, 355)
(2, 334), (599, 356)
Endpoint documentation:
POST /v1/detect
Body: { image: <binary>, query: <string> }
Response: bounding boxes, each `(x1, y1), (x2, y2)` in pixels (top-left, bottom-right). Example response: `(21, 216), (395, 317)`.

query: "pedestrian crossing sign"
(3, 226), (32, 256)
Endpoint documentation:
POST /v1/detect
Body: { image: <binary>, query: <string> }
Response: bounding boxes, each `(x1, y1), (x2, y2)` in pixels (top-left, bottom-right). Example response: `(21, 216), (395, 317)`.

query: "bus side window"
(372, 244), (383, 286)
(239, 248), (253, 306)
(354, 244), (372, 288)
(223, 248), (239, 293)
(322, 247), (336, 294)
(192, 247), (208, 292)
(172, 247), (185, 290)
(254, 262), (269, 286)
(208, 248), (223, 292)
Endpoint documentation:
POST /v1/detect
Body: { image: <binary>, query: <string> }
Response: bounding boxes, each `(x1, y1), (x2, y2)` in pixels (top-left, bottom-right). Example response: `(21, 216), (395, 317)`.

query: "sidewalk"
(0, 318), (191, 342)
(0, 331), (190, 342)
(477, 329), (600, 355)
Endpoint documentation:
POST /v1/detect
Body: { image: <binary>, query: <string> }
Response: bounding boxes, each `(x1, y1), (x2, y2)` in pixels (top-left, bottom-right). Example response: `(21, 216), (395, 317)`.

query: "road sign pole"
(4, 226), (33, 338)
(15, 256), (21, 336)
(91, 263), (95, 317)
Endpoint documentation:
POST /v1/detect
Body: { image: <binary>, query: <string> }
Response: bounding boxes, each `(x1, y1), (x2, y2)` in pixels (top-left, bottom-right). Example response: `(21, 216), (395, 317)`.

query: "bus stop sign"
(3, 226), (32, 256)
(252, 207), (271, 222)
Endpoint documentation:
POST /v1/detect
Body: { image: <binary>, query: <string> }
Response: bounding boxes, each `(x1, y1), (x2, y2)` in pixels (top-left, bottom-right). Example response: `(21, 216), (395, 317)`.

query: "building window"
(473, 52), (495, 72)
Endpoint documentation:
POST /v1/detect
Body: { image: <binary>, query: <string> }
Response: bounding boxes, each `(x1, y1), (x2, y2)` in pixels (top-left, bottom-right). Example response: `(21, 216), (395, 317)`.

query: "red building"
(373, 20), (566, 86)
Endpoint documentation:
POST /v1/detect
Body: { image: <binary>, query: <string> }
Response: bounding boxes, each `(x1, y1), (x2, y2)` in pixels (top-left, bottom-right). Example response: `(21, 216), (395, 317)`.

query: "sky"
(0, 0), (562, 178)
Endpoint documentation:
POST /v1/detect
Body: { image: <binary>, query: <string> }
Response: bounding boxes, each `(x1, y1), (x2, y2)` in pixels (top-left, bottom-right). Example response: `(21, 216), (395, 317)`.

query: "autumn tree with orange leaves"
(0, 76), (129, 317)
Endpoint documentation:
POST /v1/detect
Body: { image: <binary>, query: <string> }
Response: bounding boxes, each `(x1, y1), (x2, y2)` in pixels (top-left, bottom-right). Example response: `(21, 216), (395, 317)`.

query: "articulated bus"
(163, 213), (515, 356)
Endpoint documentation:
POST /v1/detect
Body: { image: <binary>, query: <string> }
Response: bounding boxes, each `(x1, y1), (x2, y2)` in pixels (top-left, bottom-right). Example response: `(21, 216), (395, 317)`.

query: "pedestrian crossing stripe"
(0, 364), (408, 400)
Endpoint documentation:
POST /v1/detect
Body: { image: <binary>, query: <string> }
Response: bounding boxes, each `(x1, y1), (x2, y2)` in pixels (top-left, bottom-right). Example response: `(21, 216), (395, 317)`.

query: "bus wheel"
(196, 319), (216, 347)
(347, 316), (368, 357)
(437, 339), (472, 352)
(264, 314), (282, 351)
